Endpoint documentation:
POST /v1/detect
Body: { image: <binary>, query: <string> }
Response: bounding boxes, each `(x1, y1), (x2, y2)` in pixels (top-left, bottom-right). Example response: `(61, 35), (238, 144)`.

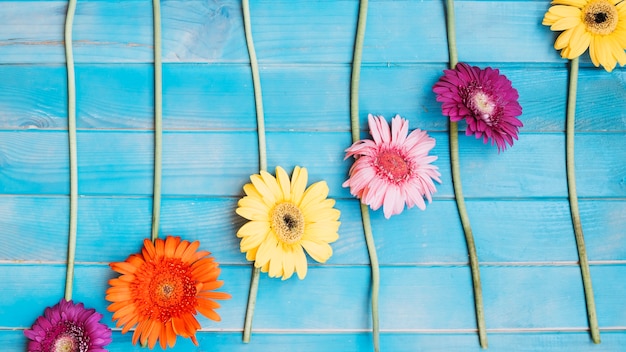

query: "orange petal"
(173, 239), (190, 258)
(164, 236), (181, 257)
(180, 240), (201, 263)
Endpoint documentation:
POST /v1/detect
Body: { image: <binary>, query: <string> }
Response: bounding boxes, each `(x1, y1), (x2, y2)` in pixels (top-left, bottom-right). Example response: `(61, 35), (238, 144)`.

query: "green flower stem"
(444, 0), (487, 348)
(63, 0), (78, 301)
(350, 1), (379, 351)
(242, 0), (267, 343)
(151, 0), (163, 242)
(566, 57), (600, 344)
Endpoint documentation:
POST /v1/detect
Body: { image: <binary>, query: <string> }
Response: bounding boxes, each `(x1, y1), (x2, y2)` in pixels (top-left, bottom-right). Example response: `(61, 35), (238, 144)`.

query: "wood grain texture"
(2, 196), (625, 264)
(1, 131), (625, 197)
(0, 64), (624, 132)
(0, 0), (625, 350)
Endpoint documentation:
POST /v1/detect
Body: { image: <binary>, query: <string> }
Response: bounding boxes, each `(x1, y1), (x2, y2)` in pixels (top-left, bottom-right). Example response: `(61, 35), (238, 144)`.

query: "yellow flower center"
(271, 202), (305, 244)
(583, 0), (618, 35)
(54, 335), (76, 352)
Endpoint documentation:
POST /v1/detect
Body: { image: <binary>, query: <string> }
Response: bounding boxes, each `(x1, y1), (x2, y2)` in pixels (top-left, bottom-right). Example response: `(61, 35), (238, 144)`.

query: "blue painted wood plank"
(1, 64), (624, 132)
(3, 264), (626, 330)
(1, 196), (625, 264)
(4, 330), (626, 352)
(1, 0), (618, 65)
(1, 131), (625, 198)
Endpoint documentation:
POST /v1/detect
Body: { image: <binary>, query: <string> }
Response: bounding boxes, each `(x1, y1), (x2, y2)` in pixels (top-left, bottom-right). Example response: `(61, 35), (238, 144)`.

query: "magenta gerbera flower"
(343, 114), (441, 219)
(24, 299), (112, 352)
(433, 62), (523, 151)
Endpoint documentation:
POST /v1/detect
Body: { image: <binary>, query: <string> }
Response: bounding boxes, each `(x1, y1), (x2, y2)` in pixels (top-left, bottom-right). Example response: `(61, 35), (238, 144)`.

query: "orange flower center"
(133, 258), (198, 322)
(376, 150), (410, 183)
(271, 202), (305, 245)
(583, 0), (618, 35)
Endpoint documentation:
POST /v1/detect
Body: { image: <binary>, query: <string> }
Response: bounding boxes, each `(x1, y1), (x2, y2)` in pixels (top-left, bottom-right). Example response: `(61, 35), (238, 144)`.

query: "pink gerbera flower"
(24, 299), (112, 352)
(343, 114), (441, 219)
(433, 62), (523, 151)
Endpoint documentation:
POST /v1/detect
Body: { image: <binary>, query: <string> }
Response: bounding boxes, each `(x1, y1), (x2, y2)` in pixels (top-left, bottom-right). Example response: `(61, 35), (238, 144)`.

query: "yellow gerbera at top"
(236, 166), (340, 280)
(542, 0), (626, 71)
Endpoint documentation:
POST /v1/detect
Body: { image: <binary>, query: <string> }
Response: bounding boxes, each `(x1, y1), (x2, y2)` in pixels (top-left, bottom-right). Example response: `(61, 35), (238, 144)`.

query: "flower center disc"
(141, 260), (198, 322)
(271, 202), (305, 245)
(377, 150), (409, 183)
(53, 335), (76, 352)
(469, 89), (496, 125)
(583, 0), (618, 35)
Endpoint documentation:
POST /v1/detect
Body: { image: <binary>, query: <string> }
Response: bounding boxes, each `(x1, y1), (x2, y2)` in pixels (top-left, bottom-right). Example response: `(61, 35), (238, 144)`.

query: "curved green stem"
(350, 1), (379, 351)
(64, 0), (78, 301)
(242, 0), (267, 343)
(566, 57), (600, 344)
(151, 0), (163, 242)
(444, 0), (487, 348)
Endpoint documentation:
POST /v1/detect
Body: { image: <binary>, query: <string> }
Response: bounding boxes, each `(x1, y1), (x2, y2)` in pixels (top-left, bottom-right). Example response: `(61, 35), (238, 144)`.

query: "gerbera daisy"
(236, 166), (340, 280)
(542, 0), (626, 72)
(343, 114), (441, 219)
(24, 299), (112, 352)
(433, 63), (523, 151)
(106, 236), (230, 349)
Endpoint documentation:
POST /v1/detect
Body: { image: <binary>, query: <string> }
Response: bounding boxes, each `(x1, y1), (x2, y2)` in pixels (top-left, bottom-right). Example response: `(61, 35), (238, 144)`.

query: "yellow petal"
(237, 220), (270, 237)
(300, 240), (333, 263)
(236, 204), (269, 222)
(594, 35), (617, 71)
(243, 183), (262, 198)
(551, 0), (587, 8)
(550, 11), (582, 30)
(239, 226), (270, 252)
(290, 166), (308, 204)
(281, 245), (296, 280)
(260, 170), (283, 201)
(268, 250), (284, 278)
(254, 234), (279, 268)
(304, 207), (341, 223)
(555, 27), (575, 49)
(303, 222), (340, 242)
(275, 166), (291, 201)
(567, 24), (591, 58)
(250, 174), (277, 206)
(299, 181), (329, 211)
(300, 198), (336, 218)
(294, 245), (308, 279)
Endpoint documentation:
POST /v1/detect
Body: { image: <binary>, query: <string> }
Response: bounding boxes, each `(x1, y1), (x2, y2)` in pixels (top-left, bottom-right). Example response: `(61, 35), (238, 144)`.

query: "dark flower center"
(594, 12), (608, 23)
(271, 202), (305, 244)
(138, 259), (198, 322)
(583, 0), (618, 34)
(376, 150), (410, 183)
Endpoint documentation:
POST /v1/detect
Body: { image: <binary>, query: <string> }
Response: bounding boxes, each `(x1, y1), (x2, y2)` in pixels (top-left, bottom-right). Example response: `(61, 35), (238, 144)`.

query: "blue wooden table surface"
(1, 0), (625, 351)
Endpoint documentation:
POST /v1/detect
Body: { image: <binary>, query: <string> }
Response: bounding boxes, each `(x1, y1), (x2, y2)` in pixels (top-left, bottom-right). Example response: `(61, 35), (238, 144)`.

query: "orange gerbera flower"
(106, 236), (231, 349)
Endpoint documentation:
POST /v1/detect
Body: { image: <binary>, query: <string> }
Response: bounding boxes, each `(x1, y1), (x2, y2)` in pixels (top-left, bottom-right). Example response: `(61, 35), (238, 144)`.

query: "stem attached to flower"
(350, 1), (380, 352)
(566, 57), (600, 344)
(242, 0), (267, 343)
(151, 0), (163, 242)
(63, 0), (78, 301)
(444, 0), (487, 348)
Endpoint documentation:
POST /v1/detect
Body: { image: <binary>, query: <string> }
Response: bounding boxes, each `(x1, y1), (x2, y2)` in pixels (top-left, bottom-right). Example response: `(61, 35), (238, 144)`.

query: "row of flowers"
(23, 0), (625, 349)
(23, 60), (522, 351)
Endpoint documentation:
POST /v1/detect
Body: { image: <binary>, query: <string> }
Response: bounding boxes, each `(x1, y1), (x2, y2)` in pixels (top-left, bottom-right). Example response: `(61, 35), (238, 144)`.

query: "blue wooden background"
(1, 0), (625, 351)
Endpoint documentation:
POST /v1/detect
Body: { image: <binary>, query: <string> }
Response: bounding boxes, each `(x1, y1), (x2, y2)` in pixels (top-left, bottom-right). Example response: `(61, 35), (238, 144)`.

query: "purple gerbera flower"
(24, 299), (112, 352)
(433, 62), (523, 151)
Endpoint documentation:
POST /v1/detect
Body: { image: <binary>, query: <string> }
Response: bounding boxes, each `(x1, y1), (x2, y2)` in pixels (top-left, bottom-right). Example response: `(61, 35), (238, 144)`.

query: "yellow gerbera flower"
(236, 166), (340, 280)
(542, 0), (626, 71)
